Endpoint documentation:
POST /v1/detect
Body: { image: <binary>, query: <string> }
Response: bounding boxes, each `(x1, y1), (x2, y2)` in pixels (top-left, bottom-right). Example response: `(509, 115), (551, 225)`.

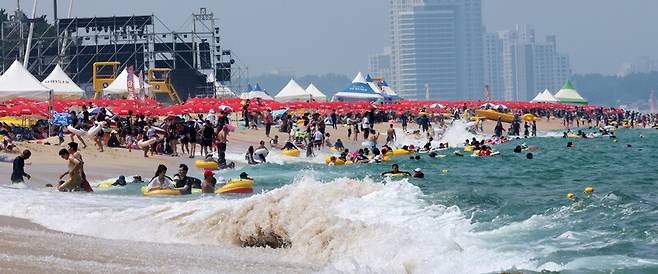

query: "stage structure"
(1, 6), (243, 102)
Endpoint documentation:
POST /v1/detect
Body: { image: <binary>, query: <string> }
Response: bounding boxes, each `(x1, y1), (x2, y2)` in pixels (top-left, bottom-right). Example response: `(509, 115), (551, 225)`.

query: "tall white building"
(390, 0), (484, 100)
(483, 25), (571, 101)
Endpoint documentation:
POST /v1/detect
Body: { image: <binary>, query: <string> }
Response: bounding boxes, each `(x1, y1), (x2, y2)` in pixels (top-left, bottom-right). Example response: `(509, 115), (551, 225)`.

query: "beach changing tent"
(0, 60), (51, 100)
(274, 79), (312, 102)
(103, 68), (152, 96)
(332, 72), (383, 102)
(42, 64), (85, 98)
(554, 80), (587, 105)
(530, 89), (558, 103)
(306, 83), (327, 102)
(240, 83), (274, 100)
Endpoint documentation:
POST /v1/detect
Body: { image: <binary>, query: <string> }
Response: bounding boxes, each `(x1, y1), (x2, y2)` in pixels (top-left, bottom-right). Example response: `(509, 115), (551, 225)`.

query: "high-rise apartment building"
(483, 25), (571, 101)
(390, 0), (484, 100)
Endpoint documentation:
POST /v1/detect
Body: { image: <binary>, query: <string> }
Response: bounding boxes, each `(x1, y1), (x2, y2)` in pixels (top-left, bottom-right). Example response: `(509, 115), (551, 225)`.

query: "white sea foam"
(0, 175), (533, 273)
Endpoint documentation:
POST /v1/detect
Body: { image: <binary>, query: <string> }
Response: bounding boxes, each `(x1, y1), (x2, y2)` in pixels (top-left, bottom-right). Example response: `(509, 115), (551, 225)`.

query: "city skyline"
(5, 0), (658, 77)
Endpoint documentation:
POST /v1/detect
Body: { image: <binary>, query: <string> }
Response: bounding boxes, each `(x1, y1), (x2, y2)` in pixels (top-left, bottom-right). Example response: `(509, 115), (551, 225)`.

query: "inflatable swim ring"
(87, 124), (103, 136)
(391, 149), (411, 156)
(195, 160), (219, 170)
(281, 149), (300, 157)
(382, 172), (410, 177)
(254, 148), (269, 158)
(522, 114), (540, 122)
(216, 179), (254, 194)
(475, 109), (515, 123)
(464, 146), (475, 152)
(66, 125), (87, 136)
(325, 156), (346, 165)
(142, 188), (181, 196)
(138, 138), (158, 149)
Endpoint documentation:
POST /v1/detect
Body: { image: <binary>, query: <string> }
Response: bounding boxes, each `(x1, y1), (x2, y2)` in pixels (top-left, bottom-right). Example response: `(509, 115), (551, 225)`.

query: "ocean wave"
(0, 175), (531, 273)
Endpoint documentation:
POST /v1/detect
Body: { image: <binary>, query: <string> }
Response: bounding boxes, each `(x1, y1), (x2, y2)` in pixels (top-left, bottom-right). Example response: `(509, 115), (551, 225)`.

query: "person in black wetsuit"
(11, 150), (31, 183)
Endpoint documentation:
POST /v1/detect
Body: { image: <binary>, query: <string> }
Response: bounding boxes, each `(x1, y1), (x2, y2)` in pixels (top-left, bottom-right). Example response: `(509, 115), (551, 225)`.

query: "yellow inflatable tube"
(391, 149), (411, 156)
(325, 156), (346, 165)
(522, 114), (540, 122)
(382, 172), (410, 177)
(282, 149), (301, 157)
(464, 146), (475, 152)
(142, 188), (181, 196)
(475, 109), (515, 123)
(216, 179), (254, 194)
(195, 160), (219, 169)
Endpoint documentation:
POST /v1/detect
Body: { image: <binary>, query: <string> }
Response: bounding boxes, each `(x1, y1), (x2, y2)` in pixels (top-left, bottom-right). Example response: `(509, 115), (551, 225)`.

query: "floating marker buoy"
(567, 193), (574, 199)
(584, 187), (594, 193)
(442, 169), (449, 174)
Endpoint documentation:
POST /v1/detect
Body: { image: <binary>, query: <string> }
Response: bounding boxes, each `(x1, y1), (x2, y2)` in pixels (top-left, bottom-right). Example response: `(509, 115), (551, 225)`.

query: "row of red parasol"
(0, 97), (620, 118)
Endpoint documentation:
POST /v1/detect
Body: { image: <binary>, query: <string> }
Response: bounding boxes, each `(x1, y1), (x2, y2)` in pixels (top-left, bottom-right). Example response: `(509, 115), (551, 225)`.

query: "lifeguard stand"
(148, 68), (182, 104)
(92, 62), (121, 99)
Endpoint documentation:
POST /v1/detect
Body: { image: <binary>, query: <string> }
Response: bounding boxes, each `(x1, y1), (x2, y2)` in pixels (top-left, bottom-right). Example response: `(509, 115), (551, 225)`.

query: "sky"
(5, 0), (658, 76)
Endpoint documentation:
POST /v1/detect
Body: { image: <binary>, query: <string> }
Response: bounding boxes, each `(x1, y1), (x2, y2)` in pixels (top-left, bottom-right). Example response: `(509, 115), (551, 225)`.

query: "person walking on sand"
(11, 149), (31, 184)
(386, 124), (396, 145)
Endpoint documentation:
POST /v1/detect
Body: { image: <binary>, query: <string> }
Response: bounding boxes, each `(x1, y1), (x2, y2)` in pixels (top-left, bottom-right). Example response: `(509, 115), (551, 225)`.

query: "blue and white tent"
(332, 72), (384, 101)
(381, 81), (402, 100)
(240, 83), (273, 100)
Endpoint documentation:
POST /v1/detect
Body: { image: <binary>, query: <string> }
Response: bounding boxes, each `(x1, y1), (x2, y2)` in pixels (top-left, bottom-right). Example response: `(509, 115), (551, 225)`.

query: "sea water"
(1, 128), (657, 273)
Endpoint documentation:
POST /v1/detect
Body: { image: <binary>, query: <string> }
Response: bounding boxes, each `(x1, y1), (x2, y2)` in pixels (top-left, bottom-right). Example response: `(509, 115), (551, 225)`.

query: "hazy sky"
(6, 0), (658, 76)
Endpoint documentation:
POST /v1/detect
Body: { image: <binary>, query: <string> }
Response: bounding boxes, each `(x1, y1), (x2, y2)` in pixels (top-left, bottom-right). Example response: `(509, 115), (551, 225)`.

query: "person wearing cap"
(173, 164), (201, 195)
(413, 168), (425, 178)
(202, 170), (217, 194)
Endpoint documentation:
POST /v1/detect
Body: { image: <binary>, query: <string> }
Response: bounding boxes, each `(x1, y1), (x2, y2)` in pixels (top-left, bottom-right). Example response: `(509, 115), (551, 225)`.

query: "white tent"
(214, 81), (236, 98)
(0, 60), (51, 100)
(240, 83), (273, 100)
(42, 64), (85, 98)
(274, 79), (312, 102)
(103, 68), (152, 96)
(554, 80), (587, 105)
(352, 72), (367, 83)
(530, 89), (558, 103)
(306, 83), (327, 102)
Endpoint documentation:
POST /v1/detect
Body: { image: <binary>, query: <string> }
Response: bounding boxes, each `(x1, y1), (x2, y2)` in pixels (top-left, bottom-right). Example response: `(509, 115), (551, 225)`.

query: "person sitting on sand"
(202, 170), (217, 194)
(10, 149), (31, 184)
(173, 164), (201, 195)
(146, 164), (175, 192)
(381, 164), (411, 177)
(58, 149), (82, 192)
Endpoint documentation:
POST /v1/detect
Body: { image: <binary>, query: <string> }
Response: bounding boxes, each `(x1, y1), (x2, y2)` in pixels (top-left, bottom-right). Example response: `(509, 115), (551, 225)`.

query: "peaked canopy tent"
(0, 60), (51, 100)
(554, 80), (587, 105)
(42, 64), (85, 98)
(274, 79), (312, 102)
(103, 68), (152, 96)
(530, 89), (558, 103)
(332, 82), (384, 102)
(240, 83), (274, 100)
(381, 81), (402, 101)
(214, 81), (236, 98)
(306, 83), (327, 102)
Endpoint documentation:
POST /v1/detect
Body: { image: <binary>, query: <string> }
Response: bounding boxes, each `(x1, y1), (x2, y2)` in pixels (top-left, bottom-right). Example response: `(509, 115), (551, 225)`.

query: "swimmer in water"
(381, 164), (411, 177)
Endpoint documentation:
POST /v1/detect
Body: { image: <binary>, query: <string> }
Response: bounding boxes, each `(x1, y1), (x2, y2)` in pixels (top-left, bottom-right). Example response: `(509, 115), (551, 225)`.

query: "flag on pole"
(127, 65), (135, 100)
(138, 69), (146, 102)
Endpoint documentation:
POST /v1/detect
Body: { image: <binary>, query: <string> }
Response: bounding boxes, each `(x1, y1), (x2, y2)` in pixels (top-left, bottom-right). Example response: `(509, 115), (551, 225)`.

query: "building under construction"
(0, 4), (241, 103)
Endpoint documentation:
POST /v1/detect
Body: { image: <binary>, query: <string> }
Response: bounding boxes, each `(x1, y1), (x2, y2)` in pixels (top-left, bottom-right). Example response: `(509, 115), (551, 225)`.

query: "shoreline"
(0, 215), (315, 273)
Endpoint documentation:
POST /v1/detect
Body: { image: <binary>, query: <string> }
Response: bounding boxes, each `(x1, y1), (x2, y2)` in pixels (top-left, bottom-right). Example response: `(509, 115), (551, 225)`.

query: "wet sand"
(0, 216), (315, 273)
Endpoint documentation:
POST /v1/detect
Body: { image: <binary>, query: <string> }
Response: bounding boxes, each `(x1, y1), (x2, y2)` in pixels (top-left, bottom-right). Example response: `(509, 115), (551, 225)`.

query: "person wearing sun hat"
(202, 169), (217, 194)
(413, 168), (424, 178)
